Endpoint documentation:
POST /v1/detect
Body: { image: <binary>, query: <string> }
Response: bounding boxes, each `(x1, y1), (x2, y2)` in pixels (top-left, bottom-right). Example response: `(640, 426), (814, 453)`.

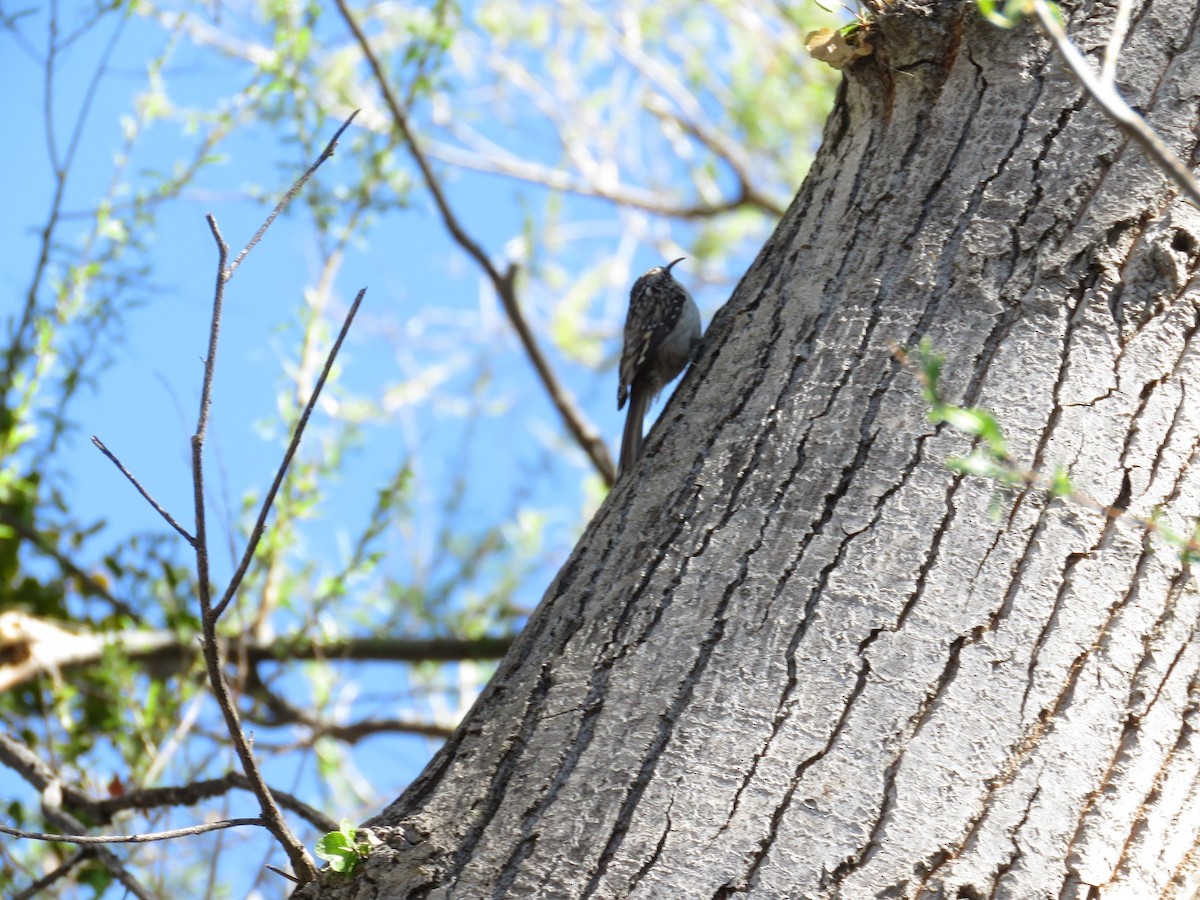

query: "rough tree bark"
(303, 0), (1200, 895)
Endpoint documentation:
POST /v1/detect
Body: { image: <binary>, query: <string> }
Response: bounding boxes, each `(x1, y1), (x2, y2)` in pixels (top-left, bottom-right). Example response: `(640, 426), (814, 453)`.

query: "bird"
(617, 258), (701, 477)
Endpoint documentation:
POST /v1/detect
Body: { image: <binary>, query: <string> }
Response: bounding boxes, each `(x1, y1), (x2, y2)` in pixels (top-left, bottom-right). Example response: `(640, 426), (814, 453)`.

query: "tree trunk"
(304, 0), (1200, 896)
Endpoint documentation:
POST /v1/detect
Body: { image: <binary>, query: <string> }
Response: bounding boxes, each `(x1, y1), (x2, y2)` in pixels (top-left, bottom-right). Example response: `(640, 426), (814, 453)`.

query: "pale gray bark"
(302, 0), (1200, 896)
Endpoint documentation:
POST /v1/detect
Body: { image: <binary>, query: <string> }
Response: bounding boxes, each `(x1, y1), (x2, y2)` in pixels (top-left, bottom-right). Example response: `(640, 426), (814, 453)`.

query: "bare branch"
(0, 818), (263, 845)
(185, 114), (365, 885)
(0, 729), (337, 836)
(212, 287), (367, 621)
(192, 212), (227, 601)
(0, 618), (514, 692)
(1100, 0), (1134, 84)
(11, 849), (90, 900)
(189, 265), (316, 878)
(422, 137), (778, 218)
(91, 436), (195, 545)
(244, 663), (455, 743)
(0, 731), (102, 820)
(334, 0), (617, 485)
(227, 110), (360, 277)
(96, 773), (338, 834)
(41, 809), (152, 900)
(1032, 0), (1200, 207)
(0, 731), (148, 895)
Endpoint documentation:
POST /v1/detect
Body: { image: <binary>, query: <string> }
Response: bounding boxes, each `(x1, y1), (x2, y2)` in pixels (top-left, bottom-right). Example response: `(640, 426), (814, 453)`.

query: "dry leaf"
(806, 27), (874, 69)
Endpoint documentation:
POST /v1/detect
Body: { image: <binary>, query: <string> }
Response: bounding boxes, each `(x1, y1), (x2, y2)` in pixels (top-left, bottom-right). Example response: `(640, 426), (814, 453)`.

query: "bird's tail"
(619, 386), (650, 478)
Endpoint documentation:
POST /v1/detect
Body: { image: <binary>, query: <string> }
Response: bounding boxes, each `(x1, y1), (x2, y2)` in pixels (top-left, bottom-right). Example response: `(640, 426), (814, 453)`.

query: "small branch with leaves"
(897, 339), (1200, 563)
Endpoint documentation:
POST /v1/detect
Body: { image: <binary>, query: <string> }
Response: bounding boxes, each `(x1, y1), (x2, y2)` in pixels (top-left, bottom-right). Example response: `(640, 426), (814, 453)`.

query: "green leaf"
(977, 0), (1029, 27)
(316, 819), (368, 874)
(932, 405), (1006, 458)
(911, 339), (945, 404)
(1049, 466), (1073, 499)
(947, 452), (1003, 479)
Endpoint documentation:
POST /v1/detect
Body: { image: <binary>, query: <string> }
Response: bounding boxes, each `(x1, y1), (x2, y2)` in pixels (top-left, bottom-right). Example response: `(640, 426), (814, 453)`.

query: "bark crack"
(1145, 307), (1200, 488)
(712, 650), (875, 899)
(620, 792), (676, 899)
(486, 484), (708, 891)
(578, 554), (748, 898)
(987, 784), (1041, 900)
(819, 472), (966, 893)
(448, 660), (557, 883)
(720, 421), (941, 842)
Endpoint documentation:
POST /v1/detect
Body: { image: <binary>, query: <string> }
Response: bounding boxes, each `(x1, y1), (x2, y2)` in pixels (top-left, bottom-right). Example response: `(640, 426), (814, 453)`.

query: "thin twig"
(1100, 0), (1134, 84)
(334, 0), (617, 485)
(0, 818), (263, 845)
(301, 716), (454, 743)
(211, 287), (367, 621)
(41, 790), (153, 899)
(91, 436), (195, 544)
(571, 0), (778, 213)
(1031, 0), (1200, 208)
(244, 663), (454, 743)
(11, 849), (90, 900)
(477, 46), (784, 217)
(96, 772), (338, 834)
(193, 213), (227, 590)
(0, 732), (148, 897)
(187, 114), (363, 884)
(226, 110), (360, 277)
(422, 137), (777, 218)
(2, 5), (127, 396)
(267, 863), (304, 883)
(192, 211), (315, 880)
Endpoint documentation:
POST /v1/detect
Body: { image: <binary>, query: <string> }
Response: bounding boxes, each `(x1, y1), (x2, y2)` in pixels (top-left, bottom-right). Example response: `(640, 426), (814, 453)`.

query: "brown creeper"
(617, 258), (701, 476)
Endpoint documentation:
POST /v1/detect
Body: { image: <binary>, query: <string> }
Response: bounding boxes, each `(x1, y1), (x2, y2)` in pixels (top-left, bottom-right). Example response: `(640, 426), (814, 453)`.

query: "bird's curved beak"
(666, 257), (686, 272)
